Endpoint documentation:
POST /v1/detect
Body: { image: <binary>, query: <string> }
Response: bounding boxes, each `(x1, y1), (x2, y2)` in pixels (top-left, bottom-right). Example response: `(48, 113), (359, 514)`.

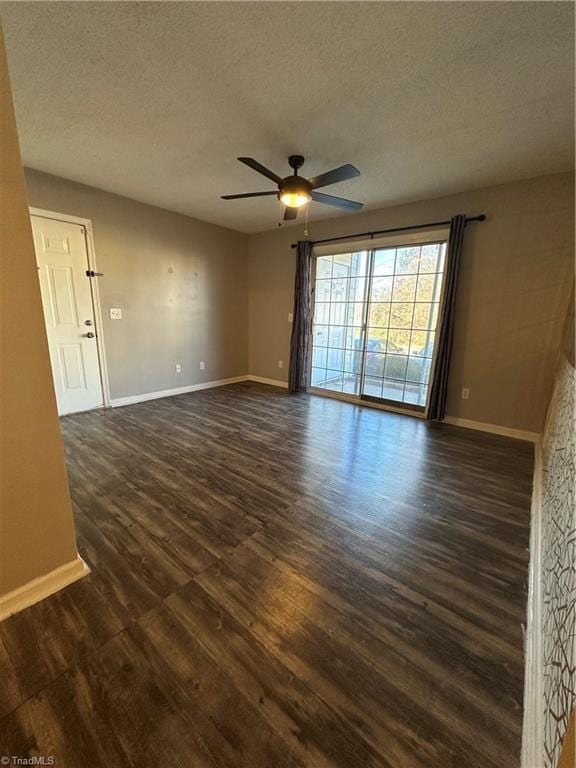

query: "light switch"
(288, 312), (293, 323)
(110, 308), (122, 320)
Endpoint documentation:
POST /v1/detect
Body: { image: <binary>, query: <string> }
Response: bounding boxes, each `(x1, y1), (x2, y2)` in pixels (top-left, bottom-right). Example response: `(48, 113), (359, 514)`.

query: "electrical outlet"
(278, 360), (283, 369)
(109, 307), (122, 320)
(461, 387), (470, 400)
(199, 361), (205, 370)
(175, 364), (182, 374)
(288, 312), (293, 323)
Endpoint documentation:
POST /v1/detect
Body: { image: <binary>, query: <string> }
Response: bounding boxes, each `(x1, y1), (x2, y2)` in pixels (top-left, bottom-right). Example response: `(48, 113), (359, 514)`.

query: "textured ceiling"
(1, 1), (574, 234)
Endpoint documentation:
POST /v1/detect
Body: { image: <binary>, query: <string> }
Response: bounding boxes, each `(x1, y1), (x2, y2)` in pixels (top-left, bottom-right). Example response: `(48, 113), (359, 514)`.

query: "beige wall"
(560, 286), (575, 367)
(248, 172), (575, 432)
(19, 169), (576, 433)
(25, 169), (249, 401)
(0, 30), (78, 596)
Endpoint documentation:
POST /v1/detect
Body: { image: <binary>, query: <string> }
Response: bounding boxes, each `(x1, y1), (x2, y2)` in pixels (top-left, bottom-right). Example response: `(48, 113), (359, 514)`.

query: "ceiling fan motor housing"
(280, 175), (312, 196)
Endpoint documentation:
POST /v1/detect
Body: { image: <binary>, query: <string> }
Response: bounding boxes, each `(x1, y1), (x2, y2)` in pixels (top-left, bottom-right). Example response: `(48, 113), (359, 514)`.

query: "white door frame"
(30, 206), (111, 409)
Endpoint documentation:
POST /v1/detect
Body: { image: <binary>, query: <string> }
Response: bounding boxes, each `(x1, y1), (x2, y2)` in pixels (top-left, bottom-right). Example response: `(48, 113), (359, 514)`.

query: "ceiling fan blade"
(283, 206), (298, 221)
(221, 191), (278, 200)
(311, 191), (363, 210)
(238, 157), (282, 184)
(308, 164), (360, 190)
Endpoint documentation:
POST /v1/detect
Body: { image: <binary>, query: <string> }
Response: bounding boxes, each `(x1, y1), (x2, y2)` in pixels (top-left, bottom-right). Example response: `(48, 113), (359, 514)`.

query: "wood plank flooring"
(0, 382), (534, 767)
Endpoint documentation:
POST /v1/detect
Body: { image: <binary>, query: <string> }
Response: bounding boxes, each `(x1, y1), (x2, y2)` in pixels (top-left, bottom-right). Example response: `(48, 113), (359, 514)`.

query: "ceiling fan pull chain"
(304, 202), (310, 237)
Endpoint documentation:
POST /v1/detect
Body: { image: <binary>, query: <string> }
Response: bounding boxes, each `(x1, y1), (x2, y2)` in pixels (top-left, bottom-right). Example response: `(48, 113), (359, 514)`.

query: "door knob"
(85, 332), (95, 338)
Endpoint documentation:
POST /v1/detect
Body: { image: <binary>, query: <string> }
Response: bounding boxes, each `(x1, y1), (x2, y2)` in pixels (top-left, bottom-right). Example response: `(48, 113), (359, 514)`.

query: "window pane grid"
(312, 244), (445, 407)
(355, 270), (445, 279)
(387, 298), (442, 303)
(368, 325), (436, 331)
(311, 253), (368, 397)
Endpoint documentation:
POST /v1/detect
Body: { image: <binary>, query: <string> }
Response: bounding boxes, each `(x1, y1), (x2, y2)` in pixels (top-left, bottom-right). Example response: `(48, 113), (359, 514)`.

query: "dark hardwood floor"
(0, 382), (534, 767)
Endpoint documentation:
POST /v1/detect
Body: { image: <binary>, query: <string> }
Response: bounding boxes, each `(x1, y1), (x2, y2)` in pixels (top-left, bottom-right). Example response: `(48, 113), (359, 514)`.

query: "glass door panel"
(310, 241), (446, 415)
(311, 251), (369, 396)
(360, 242), (446, 409)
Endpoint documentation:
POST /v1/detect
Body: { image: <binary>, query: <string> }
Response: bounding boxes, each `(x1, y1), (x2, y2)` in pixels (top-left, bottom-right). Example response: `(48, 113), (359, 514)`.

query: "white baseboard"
(522, 439), (544, 768)
(0, 555), (90, 622)
(443, 416), (540, 443)
(245, 375), (289, 389)
(110, 376), (249, 407)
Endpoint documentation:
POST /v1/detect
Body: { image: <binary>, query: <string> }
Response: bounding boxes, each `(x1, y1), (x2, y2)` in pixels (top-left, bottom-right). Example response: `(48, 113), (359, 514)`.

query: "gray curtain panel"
(288, 240), (313, 393)
(428, 214), (467, 420)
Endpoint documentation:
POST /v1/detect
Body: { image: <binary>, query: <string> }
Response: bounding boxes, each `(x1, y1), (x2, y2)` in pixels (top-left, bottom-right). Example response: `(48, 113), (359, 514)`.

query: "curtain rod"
(289, 214), (486, 249)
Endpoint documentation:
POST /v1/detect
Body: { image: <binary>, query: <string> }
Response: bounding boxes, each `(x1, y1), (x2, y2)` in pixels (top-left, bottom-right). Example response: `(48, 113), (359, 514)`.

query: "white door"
(31, 215), (103, 415)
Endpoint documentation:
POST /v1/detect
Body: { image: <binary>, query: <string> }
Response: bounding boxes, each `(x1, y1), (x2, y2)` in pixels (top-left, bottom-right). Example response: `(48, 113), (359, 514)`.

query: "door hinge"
(85, 270), (104, 277)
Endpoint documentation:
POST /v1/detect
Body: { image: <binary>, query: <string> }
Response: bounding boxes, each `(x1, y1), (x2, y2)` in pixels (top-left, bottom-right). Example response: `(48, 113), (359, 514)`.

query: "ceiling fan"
(221, 155), (363, 220)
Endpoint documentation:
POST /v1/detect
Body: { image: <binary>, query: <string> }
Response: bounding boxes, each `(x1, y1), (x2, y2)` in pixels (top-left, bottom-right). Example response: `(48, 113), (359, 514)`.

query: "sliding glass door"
(310, 250), (369, 396)
(310, 239), (446, 414)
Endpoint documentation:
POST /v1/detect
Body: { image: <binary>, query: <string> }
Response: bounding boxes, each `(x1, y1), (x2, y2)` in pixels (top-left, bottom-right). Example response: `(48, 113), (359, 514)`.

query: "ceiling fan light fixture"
(279, 175), (312, 208)
(280, 190), (310, 208)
